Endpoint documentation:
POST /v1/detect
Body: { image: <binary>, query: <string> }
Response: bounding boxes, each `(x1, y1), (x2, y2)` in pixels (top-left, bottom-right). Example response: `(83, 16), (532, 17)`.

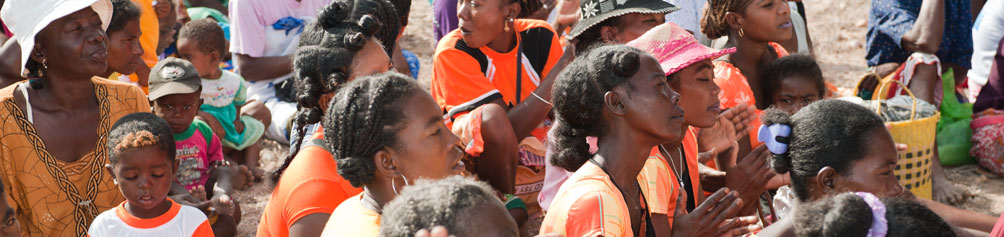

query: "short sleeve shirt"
(173, 120), (225, 191)
(541, 162), (637, 236)
(228, 0), (333, 57)
(636, 128), (701, 227)
(432, 19), (564, 122)
(87, 200), (213, 236)
(866, 0), (973, 67)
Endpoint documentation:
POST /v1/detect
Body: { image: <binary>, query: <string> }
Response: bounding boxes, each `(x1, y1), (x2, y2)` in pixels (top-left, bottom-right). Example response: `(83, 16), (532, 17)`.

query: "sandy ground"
(232, 0), (1004, 235)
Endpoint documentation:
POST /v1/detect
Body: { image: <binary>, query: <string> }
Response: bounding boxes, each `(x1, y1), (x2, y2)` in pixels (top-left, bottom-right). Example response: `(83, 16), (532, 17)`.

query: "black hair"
(379, 176), (504, 237)
(323, 72), (420, 187)
(761, 54), (825, 109)
(178, 18), (227, 56)
(108, 0), (142, 34)
(271, 0), (398, 183)
(573, 17), (623, 55)
(700, 0), (754, 39)
(511, 0), (541, 18)
(388, 0), (411, 28)
(107, 112), (176, 165)
(761, 100), (886, 201)
(793, 192), (956, 237)
(551, 44), (644, 172)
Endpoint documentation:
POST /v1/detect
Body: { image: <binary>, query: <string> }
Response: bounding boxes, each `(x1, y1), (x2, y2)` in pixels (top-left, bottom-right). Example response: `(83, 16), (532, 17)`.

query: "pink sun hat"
(626, 22), (735, 75)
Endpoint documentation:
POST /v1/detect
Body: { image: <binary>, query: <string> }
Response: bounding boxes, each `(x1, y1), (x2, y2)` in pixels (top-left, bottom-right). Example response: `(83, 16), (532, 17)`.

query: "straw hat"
(566, 0), (677, 40)
(626, 22), (736, 75)
(1, 0), (113, 77)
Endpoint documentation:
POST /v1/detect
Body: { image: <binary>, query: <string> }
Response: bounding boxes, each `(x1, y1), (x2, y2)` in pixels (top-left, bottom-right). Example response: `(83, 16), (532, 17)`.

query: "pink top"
(228, 0), (333, 57)
(174, 120), (225, 190)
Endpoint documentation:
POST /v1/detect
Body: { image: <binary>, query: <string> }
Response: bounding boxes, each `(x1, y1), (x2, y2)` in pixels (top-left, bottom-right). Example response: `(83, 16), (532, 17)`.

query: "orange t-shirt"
(432, 19), (564, 122)
(256, 127), (363, 237)
(541, 162), (648, 237)
(637, 128), (701, 228)
(714, 42), (790, 148)
(88, 200), (213, 236)
(132, 0), (159, 68)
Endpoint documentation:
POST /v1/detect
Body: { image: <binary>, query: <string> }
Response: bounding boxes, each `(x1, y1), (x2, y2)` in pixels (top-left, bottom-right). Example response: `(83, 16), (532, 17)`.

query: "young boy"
(177, 19), (270, 186)
(147, 58), (240, 236)
(90, 112), (213, 236)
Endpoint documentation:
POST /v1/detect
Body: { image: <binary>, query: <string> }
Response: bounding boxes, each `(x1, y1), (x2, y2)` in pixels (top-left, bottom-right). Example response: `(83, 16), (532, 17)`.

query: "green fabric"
(504, 194), (527, 211)
(219, 115), (265, 150)
(174, 120), (215, 146)
(936, 68), (975, 165)
(187, 7), (229, 24)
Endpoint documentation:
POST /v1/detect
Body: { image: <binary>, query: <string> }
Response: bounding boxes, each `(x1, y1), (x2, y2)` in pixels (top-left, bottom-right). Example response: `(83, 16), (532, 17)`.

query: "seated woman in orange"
(541, 44), (697, 236)
(319, 72), (468, 236)
(255, 0), (396, 235)
(432, 0), (571, 223)
(627, 22), (767, 236)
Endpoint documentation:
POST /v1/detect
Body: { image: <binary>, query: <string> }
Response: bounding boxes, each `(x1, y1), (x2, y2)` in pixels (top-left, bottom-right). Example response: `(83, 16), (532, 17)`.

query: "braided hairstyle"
(107, 112), (176, 165)
(511, 0), (542, 18)
(793, 193), (956, 237)
(324, 72), (419, 187)
(761, 100), (886, 201)
(270, 0), (397, 183)
(700, 0), (754, 39)
(379, 176), (504, 237)
(551, 44), (644, 172)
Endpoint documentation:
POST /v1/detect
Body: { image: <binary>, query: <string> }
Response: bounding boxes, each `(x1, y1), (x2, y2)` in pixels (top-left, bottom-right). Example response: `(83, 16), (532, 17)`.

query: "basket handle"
(873, 79), (919, 120)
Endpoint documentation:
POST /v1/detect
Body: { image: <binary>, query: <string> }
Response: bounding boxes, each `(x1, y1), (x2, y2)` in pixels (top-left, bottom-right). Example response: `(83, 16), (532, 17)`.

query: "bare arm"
(918, 198), (997, 232)
(901, 0), (945, 53)
(234, 53), (294, 82)
(498, 45), (575, 139)
(289, 213), (331, 237)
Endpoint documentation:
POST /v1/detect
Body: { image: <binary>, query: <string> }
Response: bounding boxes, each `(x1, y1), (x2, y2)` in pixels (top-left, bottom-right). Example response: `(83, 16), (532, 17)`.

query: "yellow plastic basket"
(873, 80), (940, 199)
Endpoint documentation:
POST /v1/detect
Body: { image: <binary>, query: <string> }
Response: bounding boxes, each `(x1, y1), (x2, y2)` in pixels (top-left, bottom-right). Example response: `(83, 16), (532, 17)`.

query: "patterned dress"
(0, 78), (149, 236)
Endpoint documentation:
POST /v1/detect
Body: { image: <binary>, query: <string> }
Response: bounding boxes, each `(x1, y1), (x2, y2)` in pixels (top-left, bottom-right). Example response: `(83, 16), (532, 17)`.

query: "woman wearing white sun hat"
(0, 0), (151, 235)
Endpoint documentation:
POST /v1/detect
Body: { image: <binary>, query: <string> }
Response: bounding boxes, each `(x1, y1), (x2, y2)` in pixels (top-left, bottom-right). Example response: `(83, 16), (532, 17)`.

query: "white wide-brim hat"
(1, 0), (112, 77)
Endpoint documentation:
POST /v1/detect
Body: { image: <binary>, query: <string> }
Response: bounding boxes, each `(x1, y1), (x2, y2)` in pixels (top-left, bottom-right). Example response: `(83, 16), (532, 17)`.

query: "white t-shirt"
(969, 0), (1004, 98)
(87, 200), (213, 237)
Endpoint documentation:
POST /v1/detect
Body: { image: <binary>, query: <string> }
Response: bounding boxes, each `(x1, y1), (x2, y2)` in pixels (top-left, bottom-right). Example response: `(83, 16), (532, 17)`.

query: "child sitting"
(89, 112), (213, 236)
(177, 19), (269, 185)
(761, 55), (826, 115)
(379, 176), (518, 236)
(148, 58), (240, 236)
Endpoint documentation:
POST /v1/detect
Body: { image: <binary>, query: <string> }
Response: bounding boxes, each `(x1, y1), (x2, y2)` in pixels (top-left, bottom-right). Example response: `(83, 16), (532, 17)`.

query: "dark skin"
(106, 148), (177, 219)
(285, 38), (392, 237)
(652, 60), (761, 236)
(598, 13), (665, 44)
(101, 19), (145, 78)
(768, 76), (821, 115)
(591, 55), (685, 235)
(457, 0), (576, 196)
(0, 39), (23, 87)
(230, 0), (303, 81)
(13, 8), (109, 164)
(321, 89), (467, 233)
(0, 190), (21, 237)
(758, 128), (997, 236)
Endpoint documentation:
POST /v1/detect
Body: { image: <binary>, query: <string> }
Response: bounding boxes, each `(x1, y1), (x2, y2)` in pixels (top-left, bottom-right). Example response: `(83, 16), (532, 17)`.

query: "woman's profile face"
(388, 89), (466, 183)
(621, 54), (686, 144)
(670, 59), (721, 128)
(348, 38), (393, 81)
(830, 128), (906, 199)
(34, 7), (109, 78)
(737, 0), (792, 43)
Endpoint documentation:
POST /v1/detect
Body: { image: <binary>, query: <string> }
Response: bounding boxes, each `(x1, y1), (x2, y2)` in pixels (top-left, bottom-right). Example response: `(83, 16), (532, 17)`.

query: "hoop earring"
(391, 175), (410, 195)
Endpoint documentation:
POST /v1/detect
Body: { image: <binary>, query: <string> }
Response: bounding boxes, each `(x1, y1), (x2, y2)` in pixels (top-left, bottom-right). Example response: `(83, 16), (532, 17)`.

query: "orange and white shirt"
(541, 162), (649, 236)
(87, 199), (213, 237)
(432, 19), (564, 124)
(637, 127), (701, 227)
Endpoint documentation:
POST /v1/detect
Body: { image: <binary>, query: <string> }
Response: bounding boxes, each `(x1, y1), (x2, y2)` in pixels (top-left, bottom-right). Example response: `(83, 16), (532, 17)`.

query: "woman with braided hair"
(319, 72), (467, 236)
(255, 0), (396, 235)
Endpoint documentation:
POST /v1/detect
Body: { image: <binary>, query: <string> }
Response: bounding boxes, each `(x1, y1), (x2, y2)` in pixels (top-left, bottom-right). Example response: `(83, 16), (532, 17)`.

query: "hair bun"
(610, 50), (641, 78)
(319, 1), (349, 29)
(343, 32), (366, 50)
(357, 14), (380, 36)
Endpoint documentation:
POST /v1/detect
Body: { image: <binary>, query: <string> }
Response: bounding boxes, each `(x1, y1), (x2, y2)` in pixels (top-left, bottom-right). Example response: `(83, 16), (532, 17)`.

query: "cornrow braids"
(271, 0), (396, 183)
(108, 0), (142, 34)
(512, 0), (542, 18)
(700, 0), (754, 39)
(761, 100), (885, 201)
(323, 72), (419, 187)
(178, 18), (227, 56)
(551, 44), (643, 171)
(107, 112), (176, 165)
